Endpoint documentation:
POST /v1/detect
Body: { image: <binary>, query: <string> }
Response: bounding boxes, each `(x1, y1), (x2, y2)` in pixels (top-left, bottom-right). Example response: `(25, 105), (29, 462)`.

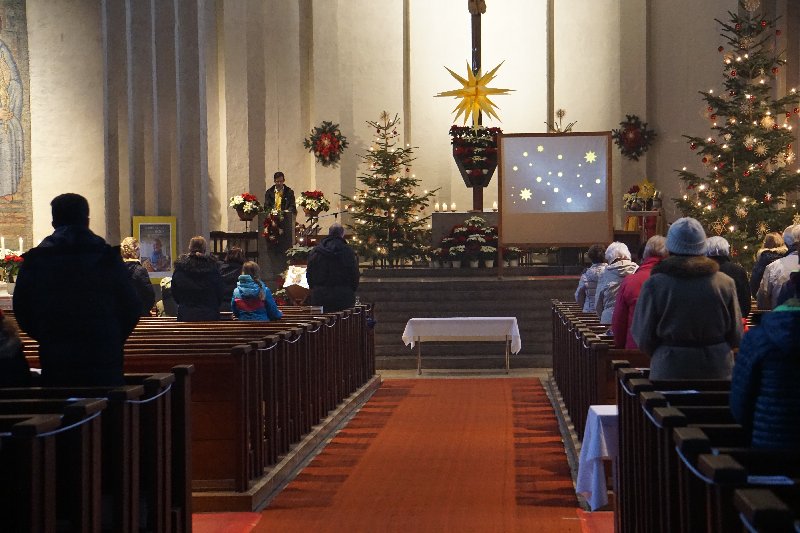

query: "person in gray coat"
(632, 217), (742, 380)
(594, 241), (638, 324)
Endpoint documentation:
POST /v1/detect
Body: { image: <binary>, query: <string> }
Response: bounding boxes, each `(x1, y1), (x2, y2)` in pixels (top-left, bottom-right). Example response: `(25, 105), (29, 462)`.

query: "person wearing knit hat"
(757, 224), (800, 309)
(120, 237), (155, 316)
(631, 216), (742, 380)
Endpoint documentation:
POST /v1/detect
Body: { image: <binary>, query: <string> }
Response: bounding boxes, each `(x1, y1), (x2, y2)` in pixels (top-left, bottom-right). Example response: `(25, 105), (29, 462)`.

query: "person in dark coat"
(306, 223), (360, 312)
(706, 236), (751, 318)
(632, 217), (742, 380)
(731, 272), (800, 449)
(12, 193), (141, 386)
(750, 231), (788, 299)
(171, 236), (226, 321)
(218, 246), (245, 311)
(0, 309), (30, 387)
(264, 171), (297, 216)
(121, 236), (156, 316)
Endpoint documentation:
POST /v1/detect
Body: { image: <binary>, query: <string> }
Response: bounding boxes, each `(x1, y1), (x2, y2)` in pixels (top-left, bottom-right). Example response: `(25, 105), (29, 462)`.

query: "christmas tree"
(340, 112), (437, 267)
(675, 0), (800, 264)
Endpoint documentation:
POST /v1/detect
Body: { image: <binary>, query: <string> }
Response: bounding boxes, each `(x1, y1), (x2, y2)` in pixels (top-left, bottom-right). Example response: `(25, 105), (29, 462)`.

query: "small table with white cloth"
(576, 404), (619, 511)
(401, 317), (522, 374)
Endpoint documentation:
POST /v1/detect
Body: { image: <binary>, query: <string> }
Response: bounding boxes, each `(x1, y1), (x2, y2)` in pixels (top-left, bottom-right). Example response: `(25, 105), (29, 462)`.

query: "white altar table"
(401, 317), (521, 374)
(576, 404), (618, 511)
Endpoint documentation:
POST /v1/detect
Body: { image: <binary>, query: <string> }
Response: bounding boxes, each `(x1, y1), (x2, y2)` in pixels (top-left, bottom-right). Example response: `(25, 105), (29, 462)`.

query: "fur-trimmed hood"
(652, 255), (719, 278)
(173, 253), (218, 274)
(756, 245), (788, 259)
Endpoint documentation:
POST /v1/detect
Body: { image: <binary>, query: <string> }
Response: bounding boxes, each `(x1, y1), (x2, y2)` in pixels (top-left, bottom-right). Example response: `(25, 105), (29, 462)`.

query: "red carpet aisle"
(252, 379), (581, 533)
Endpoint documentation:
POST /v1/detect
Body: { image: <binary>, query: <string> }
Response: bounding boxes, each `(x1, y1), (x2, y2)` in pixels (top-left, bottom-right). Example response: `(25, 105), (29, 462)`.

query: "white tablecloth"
(401, 317), (521, 354)
(576, 404), (618, 511)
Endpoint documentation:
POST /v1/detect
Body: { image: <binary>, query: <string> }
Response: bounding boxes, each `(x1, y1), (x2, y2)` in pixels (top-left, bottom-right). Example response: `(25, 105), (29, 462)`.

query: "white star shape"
(537, 145), (544, 152)
(520, 188), (532, 201)
(584, 151), (597, 163)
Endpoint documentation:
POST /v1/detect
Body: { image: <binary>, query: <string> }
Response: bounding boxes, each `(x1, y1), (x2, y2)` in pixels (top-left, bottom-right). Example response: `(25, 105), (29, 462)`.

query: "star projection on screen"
(502, 135), (608, 214)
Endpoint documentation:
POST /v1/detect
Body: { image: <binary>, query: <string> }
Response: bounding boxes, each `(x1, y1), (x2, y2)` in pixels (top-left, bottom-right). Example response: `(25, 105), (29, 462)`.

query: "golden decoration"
(435, 61), (513, 125)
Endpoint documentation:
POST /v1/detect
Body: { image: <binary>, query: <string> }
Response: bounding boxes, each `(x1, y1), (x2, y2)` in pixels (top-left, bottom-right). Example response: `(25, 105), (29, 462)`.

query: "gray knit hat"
(666, 217), (707, 256)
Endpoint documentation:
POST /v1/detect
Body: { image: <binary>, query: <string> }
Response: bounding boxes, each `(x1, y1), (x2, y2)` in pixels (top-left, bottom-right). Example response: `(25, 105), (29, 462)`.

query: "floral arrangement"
(286, 245), (313, 264)
(448, 245), (466, 259)
(545, 108), (577, 133)
(303, 121), (348, 167)
(623, 178), (661, 211)
(480, 245), (498, 259)
(436, 215), (500, 264)
(262, 210), (284, 245)
(503, 246), (524, 260)
(297, 190), (331, 213)
(449, 125), (502, 178)
(1, 250), (23, 282)
(273, 288), (289, 306)
(229, 192), (262, 214)
(612, 114), (657, 161)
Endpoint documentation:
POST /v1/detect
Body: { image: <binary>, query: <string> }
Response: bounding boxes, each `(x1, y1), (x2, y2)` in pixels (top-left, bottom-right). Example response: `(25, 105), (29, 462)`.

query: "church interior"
(1, 0), (800, 531)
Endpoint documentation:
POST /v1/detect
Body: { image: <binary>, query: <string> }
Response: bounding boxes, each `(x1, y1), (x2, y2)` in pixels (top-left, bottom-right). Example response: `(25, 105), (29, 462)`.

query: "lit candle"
(450, 202), (456, 212)
(492, 201), (498, 211)
(18, 237), (23, 252)
(434, 202), (440, 212)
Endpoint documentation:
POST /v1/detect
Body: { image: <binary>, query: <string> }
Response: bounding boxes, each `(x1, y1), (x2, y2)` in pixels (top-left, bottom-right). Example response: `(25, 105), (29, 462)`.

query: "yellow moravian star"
(435, 61), (513, 126)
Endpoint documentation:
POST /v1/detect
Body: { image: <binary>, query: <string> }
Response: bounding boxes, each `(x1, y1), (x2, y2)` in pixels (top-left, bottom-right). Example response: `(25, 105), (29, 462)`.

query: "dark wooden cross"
(468, 0), (487, 211)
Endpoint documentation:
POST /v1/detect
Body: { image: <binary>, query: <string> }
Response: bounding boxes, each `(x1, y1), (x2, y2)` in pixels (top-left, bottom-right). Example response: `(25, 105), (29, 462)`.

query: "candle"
(434, 202), (440, 212)
(450, 202), (456, 212)
(18, 237), (23, 252)
(492, 201), (498, 211)
(0, 236), (4, 250)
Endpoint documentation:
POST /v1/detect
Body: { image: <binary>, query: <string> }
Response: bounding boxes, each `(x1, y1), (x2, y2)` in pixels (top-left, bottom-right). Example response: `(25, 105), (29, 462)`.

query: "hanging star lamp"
(435, 61), (512, 126)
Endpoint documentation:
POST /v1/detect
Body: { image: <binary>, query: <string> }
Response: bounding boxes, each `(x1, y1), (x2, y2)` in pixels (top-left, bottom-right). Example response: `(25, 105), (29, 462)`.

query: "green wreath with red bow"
(303, 121), (348, 167)
(612, 114), (657, 161)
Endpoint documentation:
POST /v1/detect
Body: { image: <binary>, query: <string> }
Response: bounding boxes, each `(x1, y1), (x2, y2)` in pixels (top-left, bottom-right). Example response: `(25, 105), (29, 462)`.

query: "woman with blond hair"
(120, 237), (155, 316)
(750, 231), (787, 299)
(171, 236), (225, 321)
(231, 261), (282, 321)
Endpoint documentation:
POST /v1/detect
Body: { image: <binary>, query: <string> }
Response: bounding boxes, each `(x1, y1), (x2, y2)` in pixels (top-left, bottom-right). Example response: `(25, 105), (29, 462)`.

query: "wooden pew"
(734, 488), (800, 533)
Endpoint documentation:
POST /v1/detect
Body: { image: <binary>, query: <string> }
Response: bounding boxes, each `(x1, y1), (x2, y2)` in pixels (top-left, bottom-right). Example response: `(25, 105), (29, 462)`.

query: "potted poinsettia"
(503, 246), (524, 267)
(297, 190), (331, 218)
(229, 193), (262, 221)
(1, 250), (23, 293)
(480, 245), (498, 267)
(449, 125), (503, 188)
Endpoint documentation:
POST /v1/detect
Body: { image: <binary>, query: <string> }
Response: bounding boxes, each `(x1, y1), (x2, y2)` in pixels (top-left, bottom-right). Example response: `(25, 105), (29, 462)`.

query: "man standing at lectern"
(264, 171), (297, 253)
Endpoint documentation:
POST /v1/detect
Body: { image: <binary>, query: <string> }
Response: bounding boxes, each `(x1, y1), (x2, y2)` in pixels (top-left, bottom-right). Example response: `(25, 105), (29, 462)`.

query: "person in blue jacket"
(730, 270), (800, 449)
(231, 261), (282, 321)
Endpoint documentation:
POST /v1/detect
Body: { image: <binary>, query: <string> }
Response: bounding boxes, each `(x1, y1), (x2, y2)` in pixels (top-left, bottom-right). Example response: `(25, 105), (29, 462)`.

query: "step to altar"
(358, 275), (579, 370)
(360, 265), (584, 278)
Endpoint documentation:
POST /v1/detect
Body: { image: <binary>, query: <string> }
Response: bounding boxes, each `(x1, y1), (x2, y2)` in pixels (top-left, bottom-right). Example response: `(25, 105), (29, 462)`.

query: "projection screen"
(499, 132), (613, 247)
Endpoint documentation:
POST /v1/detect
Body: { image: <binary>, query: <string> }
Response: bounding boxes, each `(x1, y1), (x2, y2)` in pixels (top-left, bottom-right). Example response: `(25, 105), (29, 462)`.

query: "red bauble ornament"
(746, 145), (754, 151)
(718, 46), (724, 52)
(710, 139), (717, 144)
(773, 67), (780, 75)
(710, 114), (717, 120)
(761, 20), (768, 27)
(735, 23), (742, 30)
(744, 171), (751, 177)
(730, 90), (737, 96)
(787, 113), (792, 118)
(794, 108), (799, 114)
(707, 106), (714, 112)
(730, 70), (737, 77)
(690, 143), (697, 150)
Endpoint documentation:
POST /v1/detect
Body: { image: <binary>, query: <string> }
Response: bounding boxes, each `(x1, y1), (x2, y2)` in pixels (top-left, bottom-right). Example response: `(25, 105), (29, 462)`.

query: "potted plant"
(297, 190), (331, 219)
(503, 246), (524, 267)
(229, 192), (262, 221)
(1, 250), (23, 294)
(427, 247), (443, 268)
(285, 245), (313, 265)
(480, 245), (497, 268)
(448, 245), (465, 268)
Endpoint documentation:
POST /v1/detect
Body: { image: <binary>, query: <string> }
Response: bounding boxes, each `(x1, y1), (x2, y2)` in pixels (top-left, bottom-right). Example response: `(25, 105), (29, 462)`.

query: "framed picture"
(133, 216), (177, 285)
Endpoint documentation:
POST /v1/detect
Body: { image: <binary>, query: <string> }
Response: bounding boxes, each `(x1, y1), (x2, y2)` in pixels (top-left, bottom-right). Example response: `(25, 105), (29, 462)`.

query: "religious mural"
(0, 0), (29, 253)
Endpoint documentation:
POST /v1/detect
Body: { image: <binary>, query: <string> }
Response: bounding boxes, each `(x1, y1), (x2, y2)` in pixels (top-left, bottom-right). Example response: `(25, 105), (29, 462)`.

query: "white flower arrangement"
(480, 245), (497, 259)
(463, 215), (488, 227)
(466, 234), (487, 244)
(448, 245), (466, 258)
(229, 193), (262, 214)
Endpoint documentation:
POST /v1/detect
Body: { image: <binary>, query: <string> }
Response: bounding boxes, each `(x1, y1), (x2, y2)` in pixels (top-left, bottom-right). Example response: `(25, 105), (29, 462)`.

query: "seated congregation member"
(13, 193), (141, 386)
(574, 243), (607, 313)
(730, 271), (800, 449)
(706, 236), (751, 318)
(776, 269), (799, 307)
(611, 235), (668, 349)
(750, 231), (787, 299)
(121, 236), (156, 316)
(218, 246), (245, 311)
(757, 224), (800, 310)
(594, 241), (638, 325)
(0, 309), (30, 387)
(231, 261), (282, 321)
(307, 223), (360, 312)
(632, 217), (742, 380)
(171, 236), (226, 321)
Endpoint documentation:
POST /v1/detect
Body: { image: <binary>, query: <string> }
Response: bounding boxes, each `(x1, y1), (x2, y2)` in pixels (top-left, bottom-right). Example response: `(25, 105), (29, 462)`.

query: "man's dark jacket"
(264, 185), (297, 214)
(307, 235), (360, 312)
(710, 255), (752, 317)
(12, 225), (142, 386)
(171, 254), (226, 321)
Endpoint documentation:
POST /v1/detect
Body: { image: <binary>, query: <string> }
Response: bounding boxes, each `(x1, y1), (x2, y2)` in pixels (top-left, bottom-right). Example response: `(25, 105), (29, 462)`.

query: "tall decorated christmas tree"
(340, 112), (437, 267)
(675, 0), (800, 263)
